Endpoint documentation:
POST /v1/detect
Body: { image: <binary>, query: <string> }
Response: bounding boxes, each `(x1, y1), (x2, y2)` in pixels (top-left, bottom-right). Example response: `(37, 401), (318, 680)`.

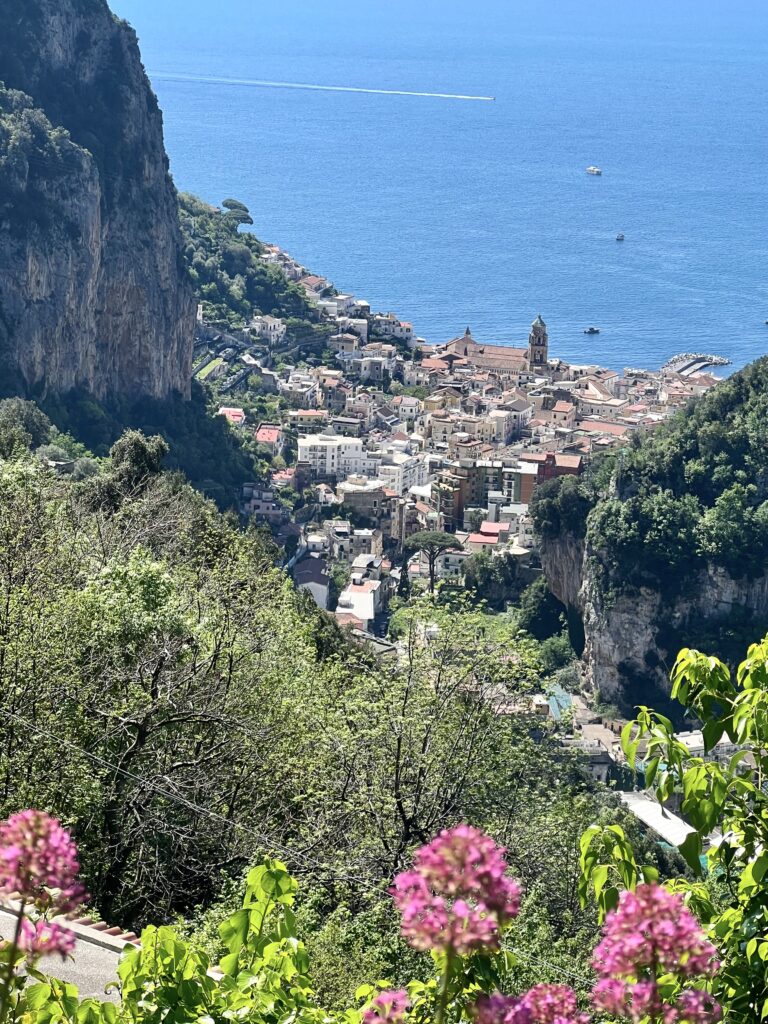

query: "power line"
(0, 706), (595, 989)
(0, 707), (384, 898)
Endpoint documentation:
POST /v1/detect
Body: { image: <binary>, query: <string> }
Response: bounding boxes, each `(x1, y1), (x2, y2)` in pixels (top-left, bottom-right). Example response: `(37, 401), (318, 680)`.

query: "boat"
(616, 233), (625, 241)
(583, 327), (601, 335)
(586, 166), (602, 175)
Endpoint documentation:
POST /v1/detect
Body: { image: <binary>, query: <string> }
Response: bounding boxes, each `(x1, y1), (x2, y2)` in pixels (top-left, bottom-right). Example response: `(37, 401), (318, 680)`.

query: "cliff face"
(0, 0), (194, 400)
(541, 534), (768, 701)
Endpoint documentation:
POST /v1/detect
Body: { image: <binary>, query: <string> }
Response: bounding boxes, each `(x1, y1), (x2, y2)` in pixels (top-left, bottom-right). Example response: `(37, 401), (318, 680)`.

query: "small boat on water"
(583, 326), (601, 335)
(616, 232), (625, 241)
(586, 166), (602, 175)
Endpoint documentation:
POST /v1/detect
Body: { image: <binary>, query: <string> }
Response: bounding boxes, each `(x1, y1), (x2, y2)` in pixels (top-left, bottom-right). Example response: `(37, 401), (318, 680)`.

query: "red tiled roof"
(576, 420), (629, 436)
(554, 453), (584, 469)
(217, 406), (246, 425)
(468, 533), (498, 545)
(335, 613), (365, 628)
(256, 427), (281, 444)
(479, 522), (510, 535)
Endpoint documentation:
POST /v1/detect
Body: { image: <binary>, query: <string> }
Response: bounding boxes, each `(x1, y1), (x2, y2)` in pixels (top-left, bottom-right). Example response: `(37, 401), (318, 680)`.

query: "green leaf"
(678, 831), (703, 877)
(219, 908), (249, 956)
(23, 983), (52, 1011)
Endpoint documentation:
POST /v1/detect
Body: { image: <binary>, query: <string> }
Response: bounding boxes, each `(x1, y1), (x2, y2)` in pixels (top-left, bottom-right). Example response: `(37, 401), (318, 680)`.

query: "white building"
(251, 315), (287, 345)
(378, 451), (427, 496)
(335, 577), (383, 631)
(298, 434), (380, 480)
(279, 373), (319, 408)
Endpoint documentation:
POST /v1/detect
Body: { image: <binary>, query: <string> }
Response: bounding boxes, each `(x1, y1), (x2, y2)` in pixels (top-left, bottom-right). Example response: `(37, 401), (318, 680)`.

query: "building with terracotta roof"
(217, 406), (246, 427)
(519, 450), (583, 483)
(255, 423), (283, 454)
(441, 317), (548, 377)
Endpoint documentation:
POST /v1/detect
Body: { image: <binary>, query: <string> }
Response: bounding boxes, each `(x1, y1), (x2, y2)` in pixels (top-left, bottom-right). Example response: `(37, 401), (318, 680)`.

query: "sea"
(112, 0), (768, 374)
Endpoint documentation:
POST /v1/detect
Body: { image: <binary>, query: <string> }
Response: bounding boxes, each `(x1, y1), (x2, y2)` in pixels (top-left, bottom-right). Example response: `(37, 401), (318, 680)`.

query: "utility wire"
(0, 707), (383, 897)
(0, 706), (594, 988)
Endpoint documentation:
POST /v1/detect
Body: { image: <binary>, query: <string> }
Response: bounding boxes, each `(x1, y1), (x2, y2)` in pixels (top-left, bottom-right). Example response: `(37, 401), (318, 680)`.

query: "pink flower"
(363, 990), (410, 1024)
(592, 885), (718, 982)
(471, 992), (531, 1024)
(591, 978), (625, 1016)
(18, 918), (76, 959)
(0, 810), (86, 912)
(672, 989), (722, 1024)
(591, 885), (720, 1024)
(391, 826), (521, 954)
(523, 984), (590, 1024)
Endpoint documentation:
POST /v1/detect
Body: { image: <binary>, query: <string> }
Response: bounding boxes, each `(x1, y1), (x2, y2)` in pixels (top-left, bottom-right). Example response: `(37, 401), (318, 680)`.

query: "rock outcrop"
(0, 0), (194, 400)
(541, 534), (768, 702)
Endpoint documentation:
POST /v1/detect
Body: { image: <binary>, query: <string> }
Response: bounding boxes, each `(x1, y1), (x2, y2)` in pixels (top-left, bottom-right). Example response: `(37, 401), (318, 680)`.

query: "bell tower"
(527, 314), (548, 371)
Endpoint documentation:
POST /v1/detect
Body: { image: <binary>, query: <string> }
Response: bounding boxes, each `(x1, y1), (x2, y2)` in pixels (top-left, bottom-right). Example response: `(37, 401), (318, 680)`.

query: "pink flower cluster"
(391, 826), (521, 955)
(18, 918), (77, 959)
(471, 985), (588, 1024)
(0, 810), (85, 960)
(524, 984), (590, 1024)
(592, 885), (720, 1024)
(363, 990), (410, 1024)
(0, 810), (86, 912)
(593, 980), (721, 1023)
(471, 992), (531, 1024)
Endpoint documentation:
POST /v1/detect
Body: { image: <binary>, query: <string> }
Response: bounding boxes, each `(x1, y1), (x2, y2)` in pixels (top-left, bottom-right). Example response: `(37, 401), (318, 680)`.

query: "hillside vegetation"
(534, 357), (768, 591)
(0, 399), (662, 1003)
(179, 192), (315, 328)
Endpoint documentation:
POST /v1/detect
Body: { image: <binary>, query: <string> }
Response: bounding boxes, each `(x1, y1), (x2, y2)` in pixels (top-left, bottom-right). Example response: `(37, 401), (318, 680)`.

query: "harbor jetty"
(661, 352), (731, 377)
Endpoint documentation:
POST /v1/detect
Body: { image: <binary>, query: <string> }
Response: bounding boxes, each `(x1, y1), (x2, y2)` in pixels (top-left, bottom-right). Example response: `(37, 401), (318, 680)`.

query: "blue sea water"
(113, 0), (768, 372)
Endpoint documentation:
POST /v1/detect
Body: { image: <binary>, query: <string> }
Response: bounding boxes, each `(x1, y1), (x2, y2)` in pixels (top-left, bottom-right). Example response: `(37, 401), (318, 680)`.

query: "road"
(0, 908), (122, 1001)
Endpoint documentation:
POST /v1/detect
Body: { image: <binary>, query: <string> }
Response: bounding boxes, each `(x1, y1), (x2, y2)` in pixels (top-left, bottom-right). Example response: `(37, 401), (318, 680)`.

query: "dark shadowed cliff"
(0, 0), (195, 400)
(533, 358), (768, 710)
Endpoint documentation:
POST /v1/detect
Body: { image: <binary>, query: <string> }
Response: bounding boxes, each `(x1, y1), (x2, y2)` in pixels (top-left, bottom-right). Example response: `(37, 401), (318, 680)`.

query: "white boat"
(616, 232), (625, 241)
(586, 166), (602, 175)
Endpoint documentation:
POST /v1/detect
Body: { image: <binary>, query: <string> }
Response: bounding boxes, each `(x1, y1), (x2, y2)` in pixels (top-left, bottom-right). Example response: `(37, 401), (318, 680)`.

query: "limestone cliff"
(541, 534), (768, 703)
(0, 0), (194, 400)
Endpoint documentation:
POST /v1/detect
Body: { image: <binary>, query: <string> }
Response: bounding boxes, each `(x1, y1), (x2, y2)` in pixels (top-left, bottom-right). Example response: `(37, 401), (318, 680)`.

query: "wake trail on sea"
(150, 71), (494, 102)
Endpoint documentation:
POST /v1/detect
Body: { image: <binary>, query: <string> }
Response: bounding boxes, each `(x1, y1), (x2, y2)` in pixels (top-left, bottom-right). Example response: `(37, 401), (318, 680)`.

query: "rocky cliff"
(542, 534), (768, 705)
(0, 0), (194, 400)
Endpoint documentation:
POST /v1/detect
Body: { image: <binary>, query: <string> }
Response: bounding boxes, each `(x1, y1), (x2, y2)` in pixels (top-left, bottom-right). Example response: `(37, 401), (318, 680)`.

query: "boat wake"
(151, 71), (495, 102)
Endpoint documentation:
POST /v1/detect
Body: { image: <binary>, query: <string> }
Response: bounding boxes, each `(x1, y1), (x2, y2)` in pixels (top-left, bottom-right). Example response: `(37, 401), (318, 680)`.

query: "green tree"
(463, 551), (519, 611)
(530, 475), (594, 541)
(0, 397), (52, 455)
(404, 531), (460, 594)
(581, 634), (768, 1021)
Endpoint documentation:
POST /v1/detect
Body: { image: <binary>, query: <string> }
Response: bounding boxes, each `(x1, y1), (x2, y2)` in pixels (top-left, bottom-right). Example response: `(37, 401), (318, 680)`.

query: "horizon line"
(150, 70), (495, 102)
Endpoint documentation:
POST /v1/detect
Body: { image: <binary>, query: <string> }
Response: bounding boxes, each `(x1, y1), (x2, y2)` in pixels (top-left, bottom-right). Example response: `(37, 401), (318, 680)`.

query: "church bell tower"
(527, 314), (548, 371)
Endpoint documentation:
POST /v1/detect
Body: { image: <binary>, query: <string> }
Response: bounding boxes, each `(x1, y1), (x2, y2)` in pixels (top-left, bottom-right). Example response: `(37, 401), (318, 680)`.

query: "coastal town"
(194, 240), (727, 642)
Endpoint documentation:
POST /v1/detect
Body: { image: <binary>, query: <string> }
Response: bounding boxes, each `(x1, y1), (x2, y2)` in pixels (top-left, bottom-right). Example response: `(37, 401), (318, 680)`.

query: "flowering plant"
(377, 826), (720, 1024)
(0, 812), (724, 1024)
(0, 810), (85, 1022)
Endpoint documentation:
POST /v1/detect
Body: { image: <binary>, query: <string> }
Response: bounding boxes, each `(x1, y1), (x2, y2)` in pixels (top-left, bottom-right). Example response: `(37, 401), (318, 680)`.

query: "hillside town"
(195, 242), (725, 639)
